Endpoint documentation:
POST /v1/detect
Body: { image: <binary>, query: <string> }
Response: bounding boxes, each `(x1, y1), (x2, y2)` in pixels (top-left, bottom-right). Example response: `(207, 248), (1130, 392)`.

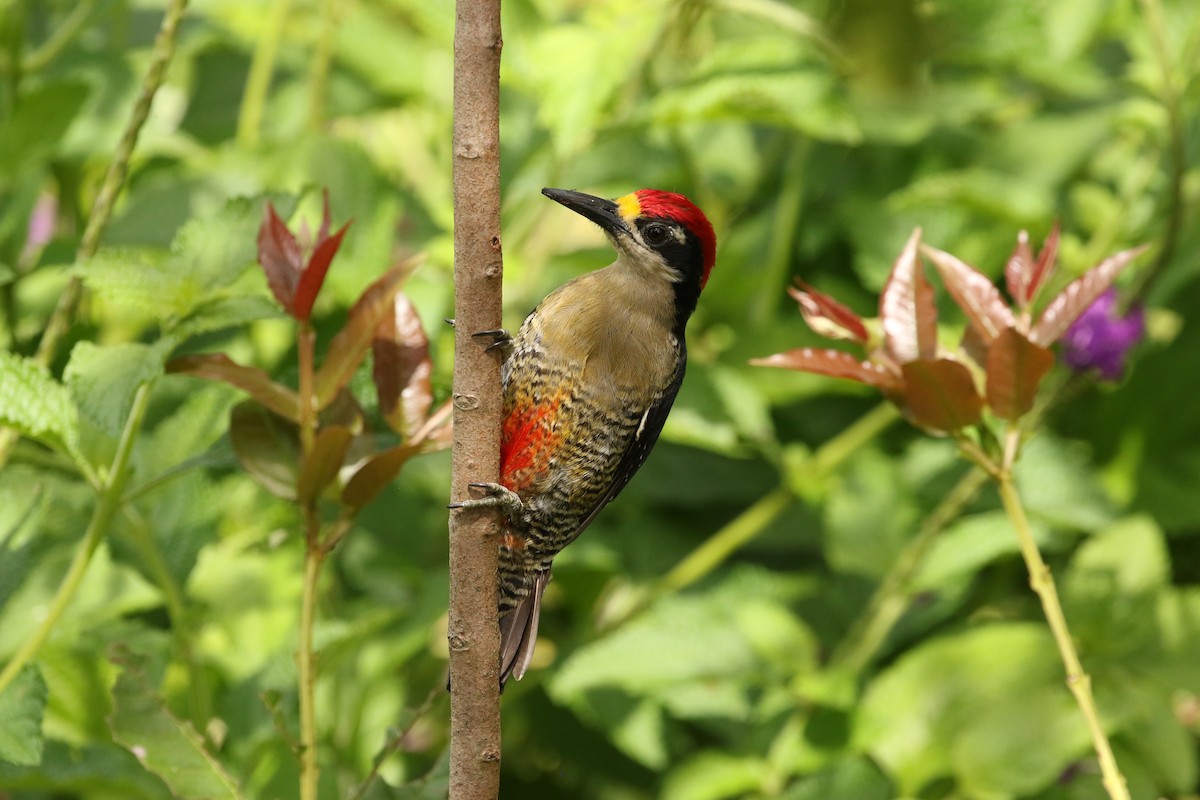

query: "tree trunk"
(448, 0), (503, 797)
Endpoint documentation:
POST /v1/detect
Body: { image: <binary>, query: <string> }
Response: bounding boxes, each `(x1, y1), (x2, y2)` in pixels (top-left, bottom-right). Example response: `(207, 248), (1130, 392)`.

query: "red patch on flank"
(500, 395), (564, 492)
(634, 189), (717, 289)
(500, 530), (526, 551)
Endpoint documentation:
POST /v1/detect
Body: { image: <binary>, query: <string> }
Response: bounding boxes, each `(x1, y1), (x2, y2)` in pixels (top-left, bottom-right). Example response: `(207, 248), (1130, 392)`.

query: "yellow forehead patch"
(616, 193), (641, 222)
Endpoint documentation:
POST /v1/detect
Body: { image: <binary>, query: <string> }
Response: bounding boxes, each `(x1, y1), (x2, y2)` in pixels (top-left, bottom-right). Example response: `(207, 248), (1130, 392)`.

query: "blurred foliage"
(1, 0), (1199, 798)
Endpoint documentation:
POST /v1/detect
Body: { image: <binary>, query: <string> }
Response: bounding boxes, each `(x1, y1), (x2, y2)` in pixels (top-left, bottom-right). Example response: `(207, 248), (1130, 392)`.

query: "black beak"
(542, 188), (629, 236)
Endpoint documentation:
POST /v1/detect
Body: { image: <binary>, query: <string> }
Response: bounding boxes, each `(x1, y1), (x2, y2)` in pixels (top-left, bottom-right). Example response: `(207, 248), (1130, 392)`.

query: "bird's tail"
(499, 569), (549, 688)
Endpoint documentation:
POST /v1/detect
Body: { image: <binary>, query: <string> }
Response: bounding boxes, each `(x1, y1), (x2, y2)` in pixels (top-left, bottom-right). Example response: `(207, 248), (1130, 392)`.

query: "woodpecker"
(450, 187), (716, 687)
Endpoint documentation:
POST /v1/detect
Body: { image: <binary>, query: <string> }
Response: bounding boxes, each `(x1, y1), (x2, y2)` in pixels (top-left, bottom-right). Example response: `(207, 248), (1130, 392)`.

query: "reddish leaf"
(1030, 245), (1147, 346)
(373, 292), (433, 438)
(257, 203), (303, 315)
(229, 401), (300, 500)
(292, 220), (350, 322)
(900, 358), (984, 433)
(960, 324), (990, 368)
(296, 425), (355, 505)
(751, 348), (902, 391)
(880, 228), (937, 364)
(1004, 230), (1035, 308)
(341, 443), (420, 509)
(923, 245), (1014, 343)
(313, 257), (420, 410)
(985, 328), (1054, 422)
(167, 354), (300, 421)
(788, 283), (869, 344)
(1028, 224), (1061, 306)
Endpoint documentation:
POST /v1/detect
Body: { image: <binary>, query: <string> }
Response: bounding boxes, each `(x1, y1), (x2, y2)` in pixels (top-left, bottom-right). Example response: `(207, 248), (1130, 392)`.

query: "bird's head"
(543, 187), (716, 323)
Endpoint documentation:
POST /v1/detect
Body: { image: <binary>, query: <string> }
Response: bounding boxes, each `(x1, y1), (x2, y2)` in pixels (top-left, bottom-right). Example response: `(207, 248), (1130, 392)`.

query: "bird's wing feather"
(565, 346), (686, 546)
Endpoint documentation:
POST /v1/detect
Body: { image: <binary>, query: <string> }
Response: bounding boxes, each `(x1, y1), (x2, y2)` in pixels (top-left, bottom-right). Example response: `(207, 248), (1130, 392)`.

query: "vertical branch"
(448, 0), (504, 798)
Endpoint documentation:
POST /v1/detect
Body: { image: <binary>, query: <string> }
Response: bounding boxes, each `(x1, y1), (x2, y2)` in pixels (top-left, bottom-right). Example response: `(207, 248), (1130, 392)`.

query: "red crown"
(634, 190), (717, 289)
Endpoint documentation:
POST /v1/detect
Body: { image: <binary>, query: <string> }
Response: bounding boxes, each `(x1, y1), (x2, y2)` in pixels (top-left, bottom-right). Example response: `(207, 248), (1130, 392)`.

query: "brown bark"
(448, 0), (504, 797)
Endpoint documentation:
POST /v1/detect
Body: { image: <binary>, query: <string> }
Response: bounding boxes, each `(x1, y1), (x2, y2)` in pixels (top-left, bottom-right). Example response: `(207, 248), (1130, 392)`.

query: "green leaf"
(228, 401), (300, 500)
(663, 751), (765, 800)
(0, 665), (47, 766)
(175, 295), (282, 341)
(65, 341), (168, 438)
(0, 351), (82, 463)
(0, 81), (89, 177)
(107, 647), (245, 800)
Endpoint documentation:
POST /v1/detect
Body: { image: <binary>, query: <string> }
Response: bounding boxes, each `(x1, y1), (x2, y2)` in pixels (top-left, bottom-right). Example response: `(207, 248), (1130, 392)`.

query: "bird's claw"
(448, 482), (525, 515)
(472, 328), (512, 353)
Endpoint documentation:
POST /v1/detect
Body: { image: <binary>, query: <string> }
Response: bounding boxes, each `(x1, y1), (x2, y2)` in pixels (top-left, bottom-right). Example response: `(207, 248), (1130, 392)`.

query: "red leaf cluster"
(754, 227), (1145, 434)
(257, 190), (351, 322)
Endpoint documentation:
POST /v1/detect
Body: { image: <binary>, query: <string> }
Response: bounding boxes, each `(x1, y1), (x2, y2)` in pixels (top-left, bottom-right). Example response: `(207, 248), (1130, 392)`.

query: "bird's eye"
(643, 223), (671, 246)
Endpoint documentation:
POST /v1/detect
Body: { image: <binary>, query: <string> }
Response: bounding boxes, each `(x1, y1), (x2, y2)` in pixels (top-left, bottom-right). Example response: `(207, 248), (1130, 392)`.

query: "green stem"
(0, 383), (153, 697)
(0, 0), (188, 470)
(995, 472), (1129, 800)
(122, 507), (212, 727)
(297, 320), (321, 800)
(22, 0), (98, 73)
(307, 0), (337, 131)
(238, 0), (293, 146)
(659, 488), (792, 596)
(830, 466), (989, 674)
(807, 402), (900, 476)
(298, 517), (324, 800)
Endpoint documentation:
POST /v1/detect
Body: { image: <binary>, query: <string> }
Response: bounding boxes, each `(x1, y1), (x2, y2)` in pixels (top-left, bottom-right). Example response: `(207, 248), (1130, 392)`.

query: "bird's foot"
(448, 482), (525, 516)
(472, 328), (512, 353)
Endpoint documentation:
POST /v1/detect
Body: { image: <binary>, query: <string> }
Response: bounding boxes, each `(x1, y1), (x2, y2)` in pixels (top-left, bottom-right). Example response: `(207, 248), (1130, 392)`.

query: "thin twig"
(349, 683), (444, 800)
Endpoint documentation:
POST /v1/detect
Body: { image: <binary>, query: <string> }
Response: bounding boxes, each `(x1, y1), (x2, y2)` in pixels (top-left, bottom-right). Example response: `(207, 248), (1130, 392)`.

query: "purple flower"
(1060, 288), (1144, 380)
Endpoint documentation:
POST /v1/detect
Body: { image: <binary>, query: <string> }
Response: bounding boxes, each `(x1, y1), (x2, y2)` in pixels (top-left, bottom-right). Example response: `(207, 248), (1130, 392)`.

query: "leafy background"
(1, 0), (1199, 798)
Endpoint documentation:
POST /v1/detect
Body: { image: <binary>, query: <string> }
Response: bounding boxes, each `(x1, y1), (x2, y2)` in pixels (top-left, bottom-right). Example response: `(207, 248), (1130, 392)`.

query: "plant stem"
(0, 383), (152, 696)
(298, 515), (324, 800)
(995, 472), (1129, 800)
(238, 0), (292, 146)
(0, 0), (188, 469)
(308, 0), (337, 131)
(830, 466), (989, 674)
(296, 319), (321, 800)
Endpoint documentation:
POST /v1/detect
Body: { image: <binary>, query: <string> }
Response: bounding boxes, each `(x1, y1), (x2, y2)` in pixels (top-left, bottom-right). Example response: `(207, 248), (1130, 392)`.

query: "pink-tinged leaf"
(167, 354), (300, 421)
(788, 283), (869, 344)
(373, 292), (433, 438)
(229, 401), (300, 500)
(900, 358), (984, 433)
(313, 257), (420, 409)
(880, 228), (937, 364)
(341, 443), (420, 509)
(923, 245), (1015, 343)
(295, 424), (355, 505)
(985, 328), (1054, 422)
(1005, 230), (1035, 308)
(292, 220), (350, 322)
(751, 348), (902, 391)
(960, 324), (990, 369)
(257, 203), (303, 315)
(1028, 223), (1061, 306)
(316, 188), (333, 246)
(1030, 245), (1148, 346)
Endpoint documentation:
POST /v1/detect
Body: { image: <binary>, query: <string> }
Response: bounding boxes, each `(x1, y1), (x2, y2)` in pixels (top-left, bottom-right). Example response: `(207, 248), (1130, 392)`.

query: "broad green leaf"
(782, 757), (893, 800)
(65, 341), (169, 438)
(899, 358), (984, 432)
(0, 665), (47, 766)
(825, 448), (919, 580)
(108, 648), (245, 800)
(170, 197), (261, 293)
(1015, 435), (1112, 531)
(314, 259), (417, 409)
(0, 81), (89, 177)
(174, 295), (282, 341)
(0, 351), (82, 463)
(228, 401), (300, 500)
(985, 328), (1054, 421)
(663, 751), (765, 800)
